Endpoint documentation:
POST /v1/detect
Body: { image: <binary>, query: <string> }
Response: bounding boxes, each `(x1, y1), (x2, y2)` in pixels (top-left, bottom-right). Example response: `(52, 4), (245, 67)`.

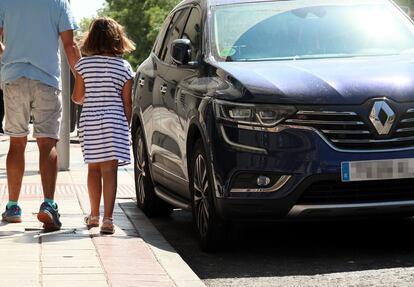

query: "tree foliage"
(102, 0), (180, 68)
(78, 17), (93, 35)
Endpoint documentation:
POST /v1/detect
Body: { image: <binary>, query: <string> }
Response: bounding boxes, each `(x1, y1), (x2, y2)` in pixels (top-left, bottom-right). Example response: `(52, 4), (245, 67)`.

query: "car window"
(153, 15), (173, 57)
(182, 7), (202, 62)
(156, 10), (184, 58)
(161, 8), (190, 64)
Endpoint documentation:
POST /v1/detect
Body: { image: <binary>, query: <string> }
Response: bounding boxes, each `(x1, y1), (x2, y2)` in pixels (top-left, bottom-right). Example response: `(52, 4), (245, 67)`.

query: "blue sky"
(71, 0), (106, 21)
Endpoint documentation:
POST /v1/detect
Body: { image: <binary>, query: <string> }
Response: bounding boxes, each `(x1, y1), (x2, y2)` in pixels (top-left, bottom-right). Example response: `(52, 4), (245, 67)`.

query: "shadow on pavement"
(148, 209), (414, 279)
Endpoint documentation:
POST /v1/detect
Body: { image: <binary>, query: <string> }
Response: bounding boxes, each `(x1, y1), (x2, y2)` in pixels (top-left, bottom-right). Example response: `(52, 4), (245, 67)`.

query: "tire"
(190, 139), (229, 252)
(134, 125), (173, 217)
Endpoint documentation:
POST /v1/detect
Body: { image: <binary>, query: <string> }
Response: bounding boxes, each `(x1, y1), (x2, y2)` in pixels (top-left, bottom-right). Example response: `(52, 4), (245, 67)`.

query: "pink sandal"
(100, 217), (115, 234)
(84, 215), (100, 228)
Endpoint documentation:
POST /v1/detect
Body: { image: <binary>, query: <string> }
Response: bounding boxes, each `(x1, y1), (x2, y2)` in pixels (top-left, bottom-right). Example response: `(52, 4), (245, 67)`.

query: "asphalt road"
(149, 210), (414, 287)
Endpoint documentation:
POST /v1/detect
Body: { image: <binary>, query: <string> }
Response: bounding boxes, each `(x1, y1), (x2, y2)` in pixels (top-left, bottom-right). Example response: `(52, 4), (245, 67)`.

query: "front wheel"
(190, 139), (229, 252)
(134, 125), (173, 217)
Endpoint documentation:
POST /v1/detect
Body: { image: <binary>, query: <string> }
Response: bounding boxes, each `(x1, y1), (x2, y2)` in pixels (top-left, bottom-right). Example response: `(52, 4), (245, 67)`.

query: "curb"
(120, 203), (206, 287)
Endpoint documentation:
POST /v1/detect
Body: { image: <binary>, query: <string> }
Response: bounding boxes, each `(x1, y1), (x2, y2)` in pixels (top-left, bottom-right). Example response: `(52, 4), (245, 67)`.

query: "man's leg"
(2, 78), (31, 219)
(37, 137), (58, 200)
(31, 80), (62, 230)
(2, 136), (27, 223)
(36, 137), (61, 231)
(0, 89), (4, 134)
(7, 137), (27, 201)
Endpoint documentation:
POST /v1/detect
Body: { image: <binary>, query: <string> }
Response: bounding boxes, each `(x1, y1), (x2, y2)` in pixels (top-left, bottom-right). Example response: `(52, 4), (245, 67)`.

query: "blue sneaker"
(37, 202), (62, 231)
(1, 205), (22, 223)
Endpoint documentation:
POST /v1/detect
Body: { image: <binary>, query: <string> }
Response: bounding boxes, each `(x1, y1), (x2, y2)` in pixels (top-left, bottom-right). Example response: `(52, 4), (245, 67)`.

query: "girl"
(72, 17), (135, 234)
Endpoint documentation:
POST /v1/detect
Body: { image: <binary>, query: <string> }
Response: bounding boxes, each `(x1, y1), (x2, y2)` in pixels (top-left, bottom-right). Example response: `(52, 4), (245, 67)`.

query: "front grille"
(284, 108), (414, 150)
(298, 178), (414, 204)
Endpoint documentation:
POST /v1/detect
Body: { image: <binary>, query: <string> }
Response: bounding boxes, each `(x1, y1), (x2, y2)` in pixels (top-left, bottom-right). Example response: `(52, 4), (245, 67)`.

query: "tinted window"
(161, 8), (190, 63)
(153, 15), (173, 56)
(182, 8), (202, 62)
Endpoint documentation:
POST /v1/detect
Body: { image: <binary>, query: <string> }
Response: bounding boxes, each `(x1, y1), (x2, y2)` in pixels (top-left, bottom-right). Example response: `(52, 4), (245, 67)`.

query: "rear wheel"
(134, 125), (173, 217)
(190, 139), (229, 252)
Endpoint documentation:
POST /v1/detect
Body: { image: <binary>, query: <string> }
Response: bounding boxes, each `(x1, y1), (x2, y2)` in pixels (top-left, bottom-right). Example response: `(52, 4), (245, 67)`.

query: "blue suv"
(131, 0), (414, 250)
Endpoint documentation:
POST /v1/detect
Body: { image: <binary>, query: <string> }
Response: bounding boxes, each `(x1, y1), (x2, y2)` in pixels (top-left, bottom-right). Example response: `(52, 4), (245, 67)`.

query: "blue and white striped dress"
(75, 56), (134, 165)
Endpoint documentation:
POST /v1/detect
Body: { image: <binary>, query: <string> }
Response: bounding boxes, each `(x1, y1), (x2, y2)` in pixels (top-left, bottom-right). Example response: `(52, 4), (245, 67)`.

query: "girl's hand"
(72, 71), (85, 105)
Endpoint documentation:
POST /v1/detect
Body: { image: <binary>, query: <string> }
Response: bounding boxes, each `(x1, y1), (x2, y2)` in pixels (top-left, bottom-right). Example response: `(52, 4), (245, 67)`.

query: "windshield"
(211, 0), (414, 62)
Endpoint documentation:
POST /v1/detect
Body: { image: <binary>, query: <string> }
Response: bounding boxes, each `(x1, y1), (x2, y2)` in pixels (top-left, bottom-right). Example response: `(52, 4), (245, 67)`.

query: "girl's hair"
(80, 17), (135, 56)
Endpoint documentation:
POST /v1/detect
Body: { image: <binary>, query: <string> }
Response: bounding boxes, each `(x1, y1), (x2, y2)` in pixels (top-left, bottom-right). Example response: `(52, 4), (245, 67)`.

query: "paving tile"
(42, 274), (108, 281)
(41, 258), (102, 268)
(42, 267), (104, 274)
(97, 245), (154, 258)
(0, 280), (40, 287)
(0, 273), (39, 280)
(110, 281), (176, 287)
(102, 261), (168, 275)
(42, 244), (96, 251)
(42, 249), (98, 257)
(92, 236), (144, 246)
(106, 274), (172, 282)
(41, 237), (93, 246)
(0, 251), (39, 259)
(42, 281), (108, 287)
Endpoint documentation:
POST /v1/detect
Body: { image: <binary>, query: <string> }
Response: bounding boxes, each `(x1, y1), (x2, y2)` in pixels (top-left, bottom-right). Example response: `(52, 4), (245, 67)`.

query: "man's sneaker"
(1, 205), (22, 223)
(37, 202), (62, 231)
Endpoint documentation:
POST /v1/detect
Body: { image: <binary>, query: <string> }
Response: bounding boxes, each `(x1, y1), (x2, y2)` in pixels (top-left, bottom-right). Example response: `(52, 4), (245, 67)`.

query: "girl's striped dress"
(75, 55), (134, 165)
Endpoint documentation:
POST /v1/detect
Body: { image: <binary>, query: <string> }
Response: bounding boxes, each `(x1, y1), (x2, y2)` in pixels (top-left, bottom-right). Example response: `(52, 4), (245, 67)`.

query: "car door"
(156, 6), (203, 199)
(135, 15), (171, 166)
(151, 7), (191, 187)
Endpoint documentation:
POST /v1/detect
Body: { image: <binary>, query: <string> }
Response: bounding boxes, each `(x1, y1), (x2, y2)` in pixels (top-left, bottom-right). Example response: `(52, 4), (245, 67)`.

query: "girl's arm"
(122, 79), (133, 127)
(72, 72), (85, 105)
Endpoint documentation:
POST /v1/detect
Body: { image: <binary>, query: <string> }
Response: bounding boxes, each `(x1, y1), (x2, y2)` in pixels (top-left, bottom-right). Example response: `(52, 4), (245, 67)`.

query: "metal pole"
(57, 42), (71, 171)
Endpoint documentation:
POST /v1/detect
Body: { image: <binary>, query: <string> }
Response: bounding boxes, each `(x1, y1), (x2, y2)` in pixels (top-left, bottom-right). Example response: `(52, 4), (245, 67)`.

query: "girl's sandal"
(100, 218), (115, 235)
(85, 215), (100, 228)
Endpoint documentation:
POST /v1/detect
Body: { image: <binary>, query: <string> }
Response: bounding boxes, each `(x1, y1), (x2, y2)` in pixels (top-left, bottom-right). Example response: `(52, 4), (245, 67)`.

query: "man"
(0, 88), (3, 135)
(0, 0), (81, 230)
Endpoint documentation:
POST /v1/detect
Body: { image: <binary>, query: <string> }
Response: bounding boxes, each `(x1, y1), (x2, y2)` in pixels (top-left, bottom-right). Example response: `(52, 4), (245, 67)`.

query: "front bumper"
(207, 121), (414, 220)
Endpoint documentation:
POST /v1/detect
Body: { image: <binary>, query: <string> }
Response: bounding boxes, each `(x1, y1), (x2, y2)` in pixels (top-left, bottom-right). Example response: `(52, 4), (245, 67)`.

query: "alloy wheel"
(193, 154), (210, 237)
(135, 136), (146, 205)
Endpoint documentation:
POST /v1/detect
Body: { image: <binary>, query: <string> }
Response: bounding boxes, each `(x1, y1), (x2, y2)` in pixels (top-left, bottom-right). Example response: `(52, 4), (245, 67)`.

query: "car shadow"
(149, 209), (414, 279)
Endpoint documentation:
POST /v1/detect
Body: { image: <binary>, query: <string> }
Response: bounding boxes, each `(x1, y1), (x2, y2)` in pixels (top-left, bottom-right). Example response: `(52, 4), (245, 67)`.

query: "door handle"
(160, 85), (168, 95)
(138, 78), (145, 87)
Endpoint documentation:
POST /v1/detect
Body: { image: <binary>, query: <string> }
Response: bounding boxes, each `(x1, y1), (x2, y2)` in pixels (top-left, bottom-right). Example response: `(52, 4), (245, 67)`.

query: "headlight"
(214, 100), (296, 127)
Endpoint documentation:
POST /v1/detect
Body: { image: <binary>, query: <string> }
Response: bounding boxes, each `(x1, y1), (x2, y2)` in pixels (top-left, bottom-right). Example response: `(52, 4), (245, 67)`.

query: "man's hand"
(71, 71), (85, 105)
(60, 29), (81, 76)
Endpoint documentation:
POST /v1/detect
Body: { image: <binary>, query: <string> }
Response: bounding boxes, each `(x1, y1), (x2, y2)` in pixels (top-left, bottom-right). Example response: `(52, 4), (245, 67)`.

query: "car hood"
(212, 55), (414, 105)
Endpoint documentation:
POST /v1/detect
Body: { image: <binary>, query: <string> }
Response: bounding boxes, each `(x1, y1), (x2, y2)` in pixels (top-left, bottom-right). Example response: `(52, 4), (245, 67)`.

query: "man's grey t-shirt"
(0, 0), (78, 90)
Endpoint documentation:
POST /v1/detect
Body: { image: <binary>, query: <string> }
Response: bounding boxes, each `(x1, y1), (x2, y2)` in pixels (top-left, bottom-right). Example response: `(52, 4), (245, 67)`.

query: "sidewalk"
(0, 135), (204, 287)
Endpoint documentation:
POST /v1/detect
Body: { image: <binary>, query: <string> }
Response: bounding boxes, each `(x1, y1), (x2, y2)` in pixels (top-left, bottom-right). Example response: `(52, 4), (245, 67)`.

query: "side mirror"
(171, 39), (191, 66)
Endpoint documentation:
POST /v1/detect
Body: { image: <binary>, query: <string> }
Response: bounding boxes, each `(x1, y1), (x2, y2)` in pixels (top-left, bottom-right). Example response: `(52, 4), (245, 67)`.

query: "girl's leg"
(100, 160), (118, 219)
(88, 163), (102, 217)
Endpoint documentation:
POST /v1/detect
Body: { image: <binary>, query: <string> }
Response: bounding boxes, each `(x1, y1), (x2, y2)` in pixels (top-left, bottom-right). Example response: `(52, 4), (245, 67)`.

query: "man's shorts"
(3, 77), (62, 140)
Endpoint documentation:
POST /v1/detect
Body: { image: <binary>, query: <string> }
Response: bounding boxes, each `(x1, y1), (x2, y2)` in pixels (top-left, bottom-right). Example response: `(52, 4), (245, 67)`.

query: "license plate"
(341, 158), (414, 182)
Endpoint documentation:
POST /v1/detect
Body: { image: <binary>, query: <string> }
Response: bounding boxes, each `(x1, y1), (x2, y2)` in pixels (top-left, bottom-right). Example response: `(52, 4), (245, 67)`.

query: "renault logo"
(369, 101), (395, 135)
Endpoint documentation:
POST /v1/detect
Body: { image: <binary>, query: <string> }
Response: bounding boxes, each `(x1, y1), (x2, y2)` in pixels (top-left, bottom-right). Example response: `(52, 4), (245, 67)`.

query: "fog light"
(257, 176), (270, 187)
(230, 173), (291, 193)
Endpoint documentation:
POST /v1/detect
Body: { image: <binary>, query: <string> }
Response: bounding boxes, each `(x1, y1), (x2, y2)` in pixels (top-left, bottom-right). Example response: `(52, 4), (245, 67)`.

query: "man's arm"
(60, 29), (81, 76)
(0, 28), (4, 55)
